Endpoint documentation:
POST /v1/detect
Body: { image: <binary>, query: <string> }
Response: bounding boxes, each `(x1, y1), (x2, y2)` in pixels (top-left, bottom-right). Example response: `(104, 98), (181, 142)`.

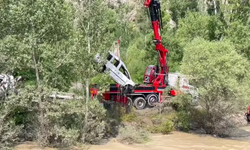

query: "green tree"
(213, 0), (250, 58)
(177, 12), (223, 44)
(0, 0), (77, 146)
(0, 0), (75, 90)
(181, 38), (250, 135)
(168, 0), (198, 25)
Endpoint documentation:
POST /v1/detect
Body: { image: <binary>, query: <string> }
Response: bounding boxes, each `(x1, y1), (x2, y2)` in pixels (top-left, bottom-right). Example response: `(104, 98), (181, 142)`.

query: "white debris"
(0, 74), (23, 100)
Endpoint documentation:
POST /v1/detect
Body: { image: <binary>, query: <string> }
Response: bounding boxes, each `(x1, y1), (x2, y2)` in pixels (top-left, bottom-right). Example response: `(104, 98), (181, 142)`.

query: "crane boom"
(143, 0), (169, 87)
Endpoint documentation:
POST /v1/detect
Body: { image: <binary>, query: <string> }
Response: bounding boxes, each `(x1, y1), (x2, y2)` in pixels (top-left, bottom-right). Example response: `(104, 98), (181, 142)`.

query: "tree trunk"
(85, 79), (89, 123)
(87, 22), (91, 54)
(213, 0), (217, 14)
(32, 49), (40, 86)
(32, 40), (46, 145)
(82, 22), (91, 141)
(83, 78), (89, 142)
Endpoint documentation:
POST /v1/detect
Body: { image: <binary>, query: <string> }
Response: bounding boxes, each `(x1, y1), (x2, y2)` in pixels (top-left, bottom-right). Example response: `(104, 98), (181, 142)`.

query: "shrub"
(170, 94), (193, 132)
(152, 120), (174, 134)
(147, 113), (175, 134)
(117, 125), (151, 144)
(121, 108), (138, 122)
(181, 38), (250, 135)
(0, 87), (114, 148)
(176, 111), (191, 132)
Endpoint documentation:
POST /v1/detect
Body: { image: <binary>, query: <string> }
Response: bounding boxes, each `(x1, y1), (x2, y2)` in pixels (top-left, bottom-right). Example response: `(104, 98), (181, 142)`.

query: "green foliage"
(150, 119), (174, 134)
(161, 29), (183, 72)
(168, 0), (198, 24)
(117, 125), (151, 144)
(0, 86), (40, 146)
(126, 37), (150, 83)
(182, 38), (250, 104)
(0, 0), (73, 41)
(0, 87), (112, 147)
(181, 38), (250, 134)
(175, 111), (191, 132)
(146, 113), (175, 134)
(1, 0), (250, 147)
(177, 12), (223, 45)
(170, 94), (194, 132)
(0, 0), (75, 90)
(171, 93), (193, 111)
(46, 98), (108, 146)
(121, 108), (138, 122)
(224, 22), (250, 59)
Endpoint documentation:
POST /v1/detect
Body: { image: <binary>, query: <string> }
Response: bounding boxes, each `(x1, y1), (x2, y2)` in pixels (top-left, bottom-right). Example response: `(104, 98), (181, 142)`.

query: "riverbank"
(12, 107), (250, 150)
(14, 126), (250, 150)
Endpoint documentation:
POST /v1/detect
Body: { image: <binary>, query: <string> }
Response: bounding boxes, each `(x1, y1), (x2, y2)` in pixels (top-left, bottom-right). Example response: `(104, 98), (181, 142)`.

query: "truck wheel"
(103, 103), (111, 110)
(247, 115), (250, 123)
(133, 97), (146, 110)
(127, 97), (133, 108)
(126, 97), (133, 113)
(146, 94), (158, 107)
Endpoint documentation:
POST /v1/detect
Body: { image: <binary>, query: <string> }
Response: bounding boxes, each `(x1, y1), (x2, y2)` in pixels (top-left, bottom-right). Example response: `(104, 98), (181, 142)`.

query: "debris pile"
(0, 74), (22, 100)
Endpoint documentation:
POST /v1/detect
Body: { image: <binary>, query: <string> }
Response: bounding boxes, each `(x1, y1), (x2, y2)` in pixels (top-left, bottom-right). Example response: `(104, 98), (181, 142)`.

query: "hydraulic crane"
(93, 0), (169, 109)
(93, 0), (198, 109)
(143, 0), (169, 88)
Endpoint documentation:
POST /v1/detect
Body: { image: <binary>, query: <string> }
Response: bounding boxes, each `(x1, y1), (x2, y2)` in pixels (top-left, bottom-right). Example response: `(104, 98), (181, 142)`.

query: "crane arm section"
(144, 0), (169, 87)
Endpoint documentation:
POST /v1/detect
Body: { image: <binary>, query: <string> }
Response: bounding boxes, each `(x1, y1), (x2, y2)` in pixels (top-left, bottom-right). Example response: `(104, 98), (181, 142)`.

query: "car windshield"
(119, 66), (130, 79)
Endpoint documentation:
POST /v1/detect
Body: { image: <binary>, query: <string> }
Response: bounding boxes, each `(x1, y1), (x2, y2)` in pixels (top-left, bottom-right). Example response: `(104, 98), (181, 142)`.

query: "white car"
(94, 51), (135, 88)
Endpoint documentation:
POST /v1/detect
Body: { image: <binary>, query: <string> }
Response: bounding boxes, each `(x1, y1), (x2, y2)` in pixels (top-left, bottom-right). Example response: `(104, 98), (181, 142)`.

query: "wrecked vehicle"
(0, 74), (23, 100)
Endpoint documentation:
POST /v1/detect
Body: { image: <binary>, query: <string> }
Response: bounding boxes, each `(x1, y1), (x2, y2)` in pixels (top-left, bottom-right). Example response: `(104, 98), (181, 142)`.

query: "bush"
(0, 87), (114, 148)
(176, 111), (191, 132)
(146, 113), (175, 134)
(181, 38), (250, 135)
(117, 125), (151, 144)
(151, 120), (174, 134)
(169, 94), (193, 132)
(121, 108), (138, 122)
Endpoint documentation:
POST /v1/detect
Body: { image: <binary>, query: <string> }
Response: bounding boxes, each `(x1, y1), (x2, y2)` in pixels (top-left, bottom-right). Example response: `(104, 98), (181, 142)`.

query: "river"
(14, 126), (250, 150)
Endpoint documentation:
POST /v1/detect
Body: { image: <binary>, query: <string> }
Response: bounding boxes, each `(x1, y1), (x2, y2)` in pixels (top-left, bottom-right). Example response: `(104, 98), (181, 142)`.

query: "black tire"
(146, 94), (158, 107)
(127, 97), (133, 108)
(126, 97), (133, 113)
(133, 97), (146, 110)
(247, 115), (250, 123)
(103, 103), (111, 110)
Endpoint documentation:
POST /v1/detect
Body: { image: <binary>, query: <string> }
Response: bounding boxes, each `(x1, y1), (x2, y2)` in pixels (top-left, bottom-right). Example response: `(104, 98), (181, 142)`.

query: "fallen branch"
(49, 92), (83, 100)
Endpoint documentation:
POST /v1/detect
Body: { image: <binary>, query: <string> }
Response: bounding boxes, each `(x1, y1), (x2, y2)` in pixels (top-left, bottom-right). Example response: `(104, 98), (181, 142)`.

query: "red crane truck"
(93, 0), (198, 110)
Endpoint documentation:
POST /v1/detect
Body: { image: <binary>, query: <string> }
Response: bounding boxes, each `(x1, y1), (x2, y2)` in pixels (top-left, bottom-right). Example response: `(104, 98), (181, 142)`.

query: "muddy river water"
(15, 126), (250, 150)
